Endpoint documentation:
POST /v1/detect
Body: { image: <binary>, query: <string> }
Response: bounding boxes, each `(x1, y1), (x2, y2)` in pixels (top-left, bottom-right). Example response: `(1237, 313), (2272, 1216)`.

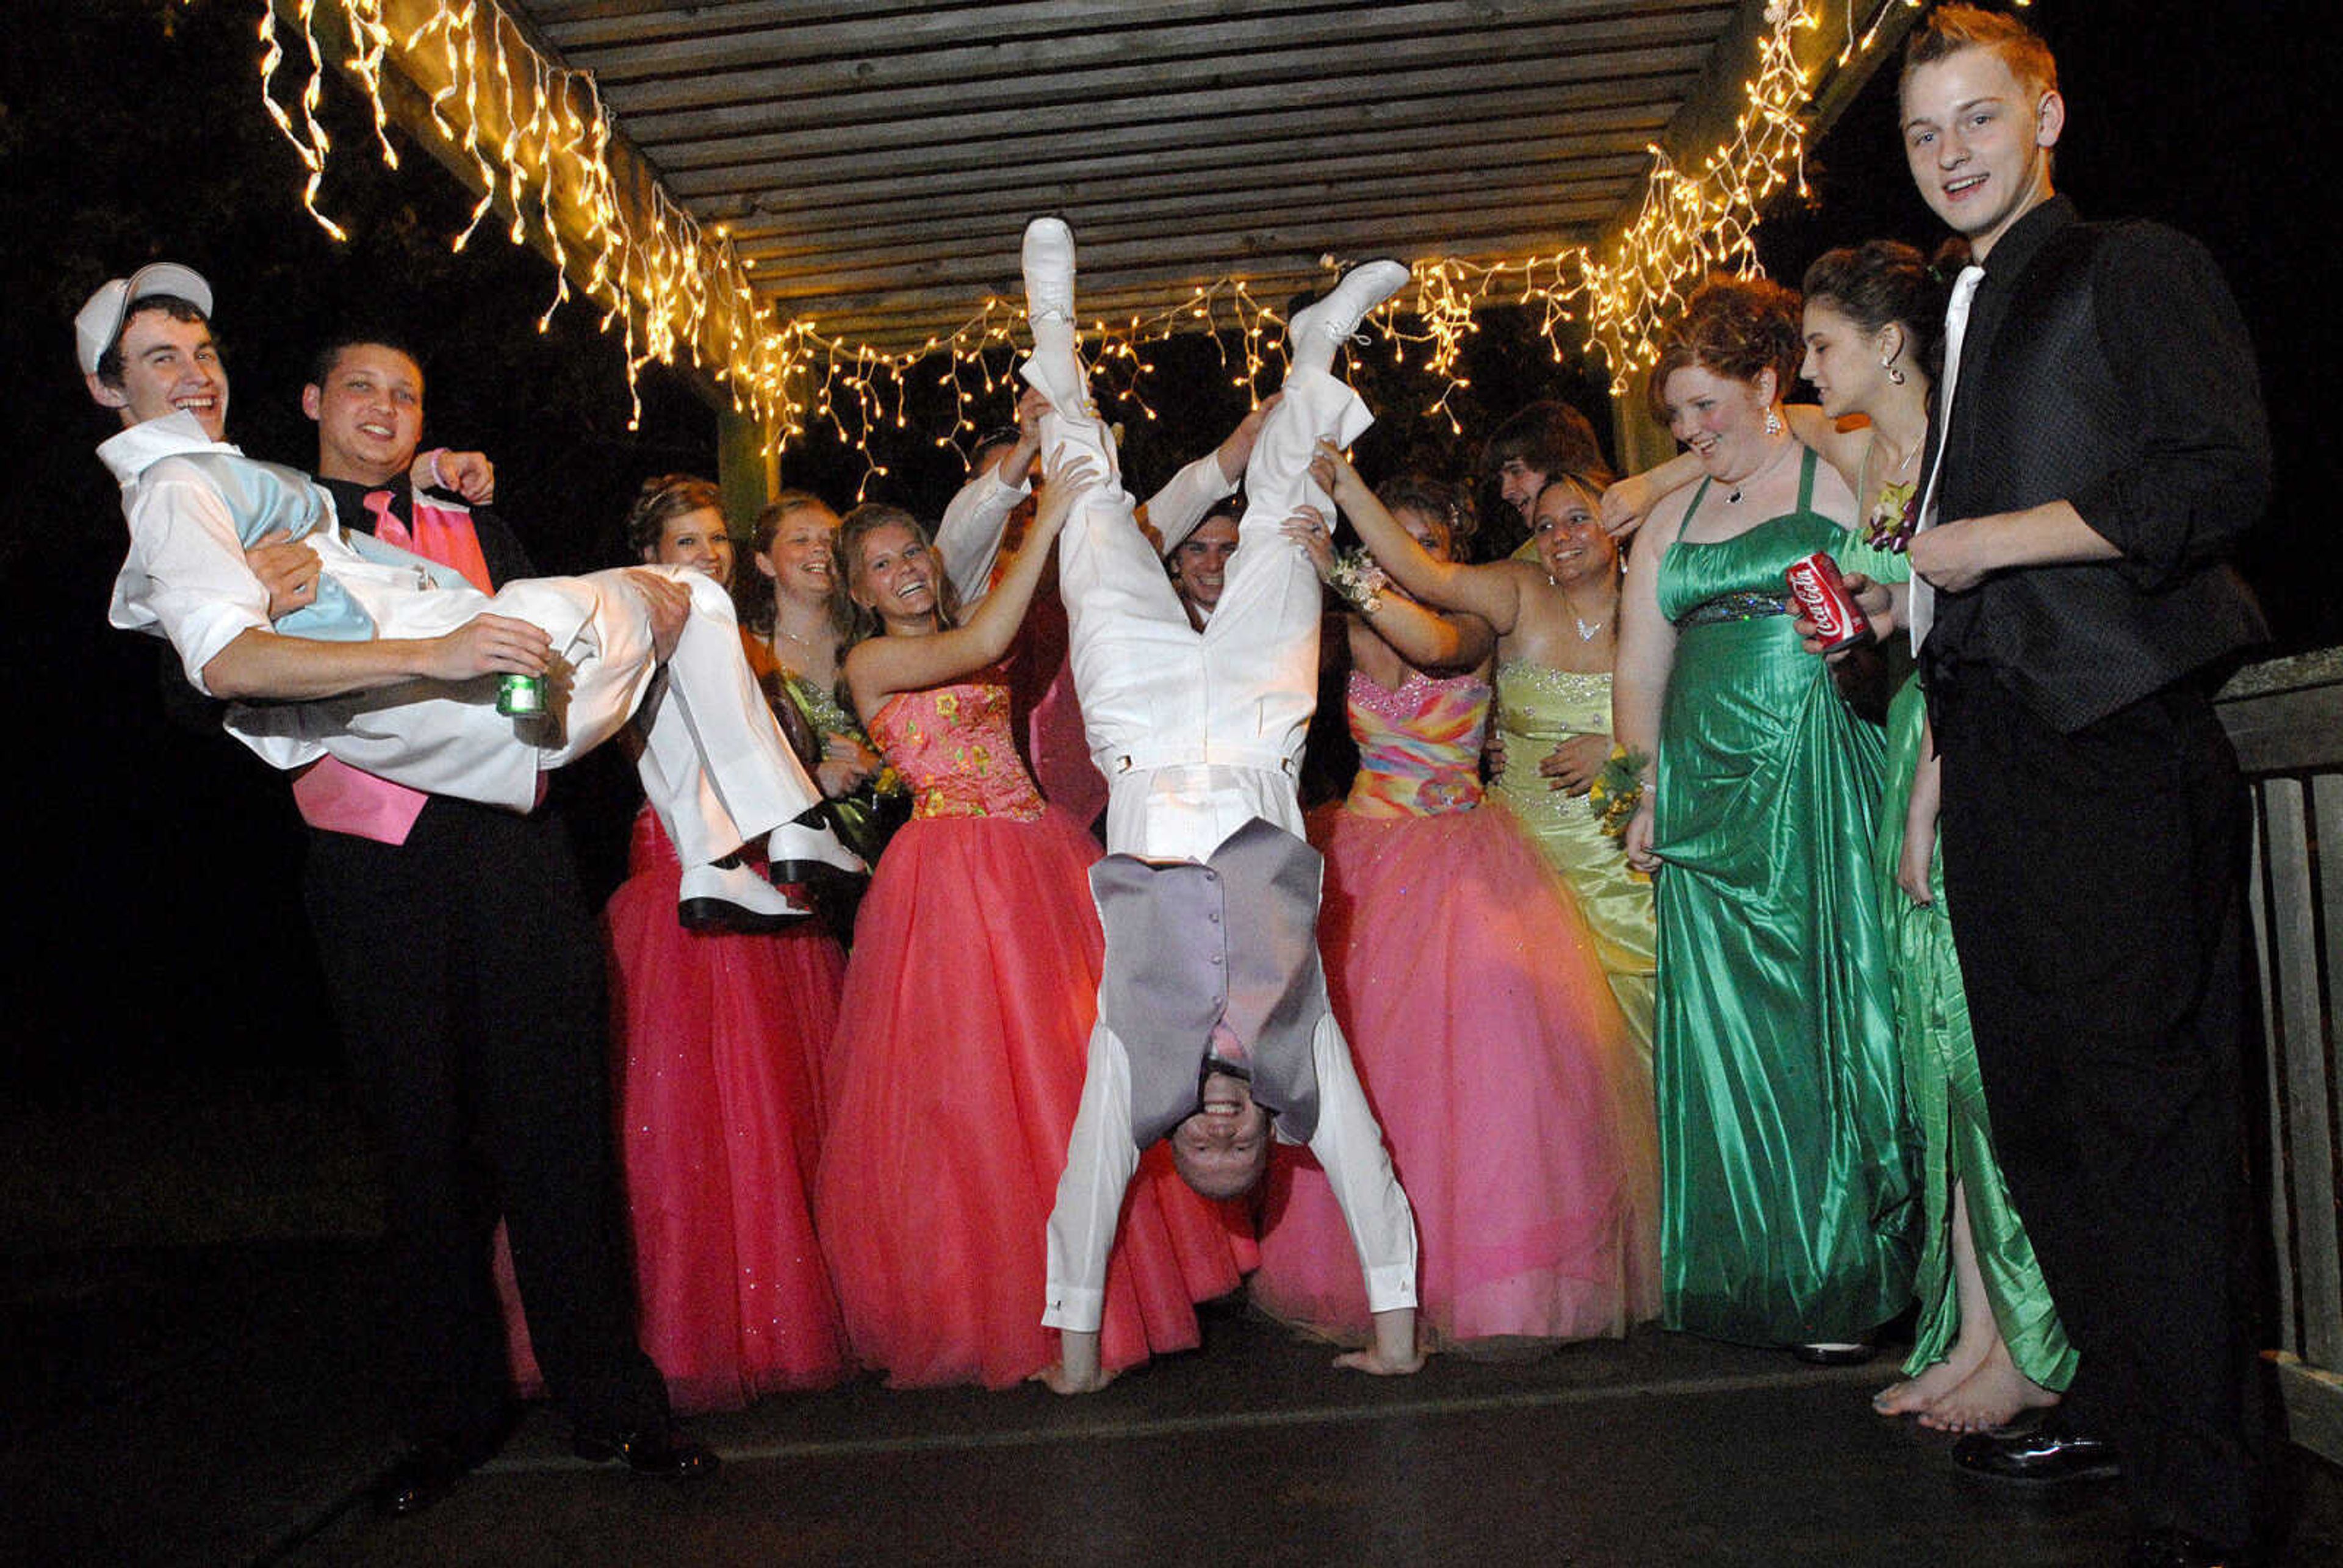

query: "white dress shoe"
(766, 815), (869, 884)
(1019, 215), (1096, 414)
(1021, 215), (1078, 326)
(678, 861), (810, 933)
(1287, 259), (1410, 373)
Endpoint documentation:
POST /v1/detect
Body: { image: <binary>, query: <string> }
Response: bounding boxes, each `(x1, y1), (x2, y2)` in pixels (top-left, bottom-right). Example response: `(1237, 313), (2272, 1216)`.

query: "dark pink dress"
(813, 680), (1254, 1388)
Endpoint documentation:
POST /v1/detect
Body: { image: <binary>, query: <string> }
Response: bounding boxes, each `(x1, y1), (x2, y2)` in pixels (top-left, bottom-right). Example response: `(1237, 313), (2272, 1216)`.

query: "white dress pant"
(229, 565), (817, 866)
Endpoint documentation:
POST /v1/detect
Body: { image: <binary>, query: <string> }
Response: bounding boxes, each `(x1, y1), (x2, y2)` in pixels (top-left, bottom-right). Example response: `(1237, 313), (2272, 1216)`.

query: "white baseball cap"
(74, 263), (215, 376)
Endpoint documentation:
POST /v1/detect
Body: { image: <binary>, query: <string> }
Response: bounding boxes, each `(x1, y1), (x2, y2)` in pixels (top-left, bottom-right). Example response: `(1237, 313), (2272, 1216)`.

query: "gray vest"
(1090, 816), (1327, 1147)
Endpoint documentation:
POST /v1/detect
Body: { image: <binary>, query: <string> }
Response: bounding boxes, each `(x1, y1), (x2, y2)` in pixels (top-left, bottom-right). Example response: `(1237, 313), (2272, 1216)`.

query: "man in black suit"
(286, 333), (714, 1514)
(1896, 9), (2269, 1564)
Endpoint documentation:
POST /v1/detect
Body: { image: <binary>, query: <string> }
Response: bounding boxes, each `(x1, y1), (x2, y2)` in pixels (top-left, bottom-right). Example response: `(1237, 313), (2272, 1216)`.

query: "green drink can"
(497, 672), (545, 717)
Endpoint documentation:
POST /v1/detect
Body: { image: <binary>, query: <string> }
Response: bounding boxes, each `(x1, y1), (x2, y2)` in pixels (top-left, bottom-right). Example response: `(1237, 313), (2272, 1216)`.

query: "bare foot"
(1873, 1339), (1990, 1415)
(1917, 1338), (2060, 1433)
(1334, 1345), (1427, 1376)
(1028, 1362), (1117, 1396)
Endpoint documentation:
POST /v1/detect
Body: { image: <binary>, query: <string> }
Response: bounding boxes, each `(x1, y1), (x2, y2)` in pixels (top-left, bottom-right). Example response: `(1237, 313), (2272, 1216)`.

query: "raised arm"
(934, 387), (1048, 602)
(846, 458), (1098, 717)
(1283, 505), (1493, 673)
(1149, 395), (1275, 553)
(1307, 440), (1525, 635)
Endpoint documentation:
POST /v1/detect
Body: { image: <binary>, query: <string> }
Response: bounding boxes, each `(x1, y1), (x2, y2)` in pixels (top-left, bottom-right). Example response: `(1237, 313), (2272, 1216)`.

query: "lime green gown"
(1876, 673), (2077, 1387)
(1650, 449), (1916, 1344)
(1490, 662), (1658, 1058)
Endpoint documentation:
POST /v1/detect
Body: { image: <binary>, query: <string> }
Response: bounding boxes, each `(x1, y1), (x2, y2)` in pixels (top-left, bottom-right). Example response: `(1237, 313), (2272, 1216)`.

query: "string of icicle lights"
(250, 0), (1967, 486)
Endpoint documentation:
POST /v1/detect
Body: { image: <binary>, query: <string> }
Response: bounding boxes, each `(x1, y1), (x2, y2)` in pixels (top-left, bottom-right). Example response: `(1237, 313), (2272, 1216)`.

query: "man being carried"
(86, 266), (854, 934)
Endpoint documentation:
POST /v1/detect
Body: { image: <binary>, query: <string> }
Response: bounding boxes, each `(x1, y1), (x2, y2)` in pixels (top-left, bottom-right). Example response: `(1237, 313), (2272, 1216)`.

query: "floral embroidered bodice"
(866, 680), (1046, 821)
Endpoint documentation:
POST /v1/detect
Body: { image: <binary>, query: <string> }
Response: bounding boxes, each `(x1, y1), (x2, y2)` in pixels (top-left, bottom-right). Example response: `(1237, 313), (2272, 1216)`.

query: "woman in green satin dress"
(1801, 242), (2074, 1426)
(1612, 253), (2073, 1417)
(1612, 276), (1916, 1350)
(1305, 466), (1659, 1053)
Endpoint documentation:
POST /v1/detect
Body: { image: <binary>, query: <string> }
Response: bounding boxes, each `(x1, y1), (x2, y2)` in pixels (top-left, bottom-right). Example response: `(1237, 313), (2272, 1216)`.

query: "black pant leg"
(306, 809), (511, 1445)
(449, 800), (669, 1438)
(1937, 674), (2264, 1548)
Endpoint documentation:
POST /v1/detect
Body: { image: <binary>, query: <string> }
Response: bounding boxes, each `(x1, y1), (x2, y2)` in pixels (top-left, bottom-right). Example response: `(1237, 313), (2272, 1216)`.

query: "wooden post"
(717, 403), (775, 535)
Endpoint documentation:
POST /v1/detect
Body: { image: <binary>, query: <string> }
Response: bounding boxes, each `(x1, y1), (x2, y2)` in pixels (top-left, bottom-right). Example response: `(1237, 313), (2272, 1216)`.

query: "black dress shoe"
(2125, 1526), (2264, 1567)
(1951, 1423), (2121, 1484)
(372, 1427), (508, 1518)
(573, 1425), (720, 1480)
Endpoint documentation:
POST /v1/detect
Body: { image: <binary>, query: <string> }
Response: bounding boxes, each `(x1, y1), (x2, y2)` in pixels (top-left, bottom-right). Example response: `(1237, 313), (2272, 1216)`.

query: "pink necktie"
(362, 489), (411, 551)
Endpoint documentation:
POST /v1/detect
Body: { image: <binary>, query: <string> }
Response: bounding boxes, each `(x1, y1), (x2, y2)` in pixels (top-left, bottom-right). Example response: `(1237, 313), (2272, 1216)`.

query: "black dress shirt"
(317, 475), (534, 589)
(1925, 196), (2269, 732)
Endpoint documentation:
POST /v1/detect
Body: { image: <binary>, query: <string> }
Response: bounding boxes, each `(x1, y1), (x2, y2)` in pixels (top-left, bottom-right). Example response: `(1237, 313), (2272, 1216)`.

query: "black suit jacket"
(1924, 196), (2269, 732)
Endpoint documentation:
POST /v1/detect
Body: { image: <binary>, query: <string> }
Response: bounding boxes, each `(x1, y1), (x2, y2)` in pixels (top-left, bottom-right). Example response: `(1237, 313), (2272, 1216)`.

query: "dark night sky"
(0, 1), (2326, 1096)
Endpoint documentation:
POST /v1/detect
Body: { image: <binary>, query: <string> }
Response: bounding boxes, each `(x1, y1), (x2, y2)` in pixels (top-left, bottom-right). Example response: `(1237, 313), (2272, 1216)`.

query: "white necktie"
(1909, 263), (1987, 656)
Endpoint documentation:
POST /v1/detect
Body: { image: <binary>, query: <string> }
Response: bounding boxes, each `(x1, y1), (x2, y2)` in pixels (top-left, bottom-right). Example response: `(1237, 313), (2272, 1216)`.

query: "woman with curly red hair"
(1611, 277), (1917, 1357)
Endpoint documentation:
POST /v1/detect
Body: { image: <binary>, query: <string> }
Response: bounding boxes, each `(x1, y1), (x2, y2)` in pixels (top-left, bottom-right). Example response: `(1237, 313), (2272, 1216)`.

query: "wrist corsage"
(1587, 744), (1652, 839)
(1325, 547), (1391, 616)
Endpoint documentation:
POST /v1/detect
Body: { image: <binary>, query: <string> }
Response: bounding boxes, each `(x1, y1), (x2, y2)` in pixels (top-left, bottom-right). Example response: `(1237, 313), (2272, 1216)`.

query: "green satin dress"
(1877, 673), (2077, 1387)
(1650, 448), (1916, 1344)
(1490, 661), (1658, 1057)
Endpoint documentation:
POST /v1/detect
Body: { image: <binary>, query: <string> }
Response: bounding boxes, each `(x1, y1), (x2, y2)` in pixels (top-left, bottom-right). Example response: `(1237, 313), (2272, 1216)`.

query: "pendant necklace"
(1724, 435), (1796, 505)
(1557, 589), (1607, 641)
(771, 621), (827, 677)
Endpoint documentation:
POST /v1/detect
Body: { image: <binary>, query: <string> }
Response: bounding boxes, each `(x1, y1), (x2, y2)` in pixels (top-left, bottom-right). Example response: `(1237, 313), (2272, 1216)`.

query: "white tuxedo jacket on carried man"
(1038, 364), (1418, 1335)
(101, 411), (816, 867)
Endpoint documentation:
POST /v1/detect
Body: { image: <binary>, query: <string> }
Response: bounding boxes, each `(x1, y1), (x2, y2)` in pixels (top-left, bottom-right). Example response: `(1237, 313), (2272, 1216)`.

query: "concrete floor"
(5, 1240), (2339, 1568)
(5, 1085), (2337, 1567)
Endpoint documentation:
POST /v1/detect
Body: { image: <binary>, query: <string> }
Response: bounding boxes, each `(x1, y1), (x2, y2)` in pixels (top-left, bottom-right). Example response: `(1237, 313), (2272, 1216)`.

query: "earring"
(1882, 359), (1906, 386)
(1764, 408), (1783, 438)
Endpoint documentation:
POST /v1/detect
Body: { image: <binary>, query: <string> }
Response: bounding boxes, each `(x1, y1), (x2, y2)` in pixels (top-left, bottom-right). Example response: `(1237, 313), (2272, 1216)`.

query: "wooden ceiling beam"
(539, 0), (1722, 56)
(670, 103), (1677, 204)
(628, 64), (1686, 160)
(617, 41), (1707, 144)
(743, 216), (1611, 306)
(708, 147), (1652, 242)
(764, 248), (1594, 353)
(727, 176), (1627, 266)
(579, 4), (1718, 106)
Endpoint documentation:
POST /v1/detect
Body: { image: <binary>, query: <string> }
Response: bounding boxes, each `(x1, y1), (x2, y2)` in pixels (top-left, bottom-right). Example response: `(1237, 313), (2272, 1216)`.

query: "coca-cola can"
(1784, 550), (1871, 653)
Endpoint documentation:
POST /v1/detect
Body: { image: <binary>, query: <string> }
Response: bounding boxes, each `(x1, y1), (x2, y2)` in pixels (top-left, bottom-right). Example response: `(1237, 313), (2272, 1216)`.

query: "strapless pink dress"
(494, 807), (851, 1409)
(814, 679), (1254, 1388)
(1252, 670), (1660, 1349)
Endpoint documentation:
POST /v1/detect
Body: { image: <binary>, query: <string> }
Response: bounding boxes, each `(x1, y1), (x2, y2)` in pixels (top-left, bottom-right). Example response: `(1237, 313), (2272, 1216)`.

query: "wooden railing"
(2217, 647), (2343, 1464)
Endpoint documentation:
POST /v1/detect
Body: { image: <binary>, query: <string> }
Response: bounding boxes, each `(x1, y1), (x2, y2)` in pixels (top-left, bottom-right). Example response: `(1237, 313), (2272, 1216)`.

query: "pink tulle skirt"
(814, 807), (1254, 1389)
(1251, 801), (1661, 1350)
(606, 808), (851, 1406)
(497, 807), (851, 1409)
